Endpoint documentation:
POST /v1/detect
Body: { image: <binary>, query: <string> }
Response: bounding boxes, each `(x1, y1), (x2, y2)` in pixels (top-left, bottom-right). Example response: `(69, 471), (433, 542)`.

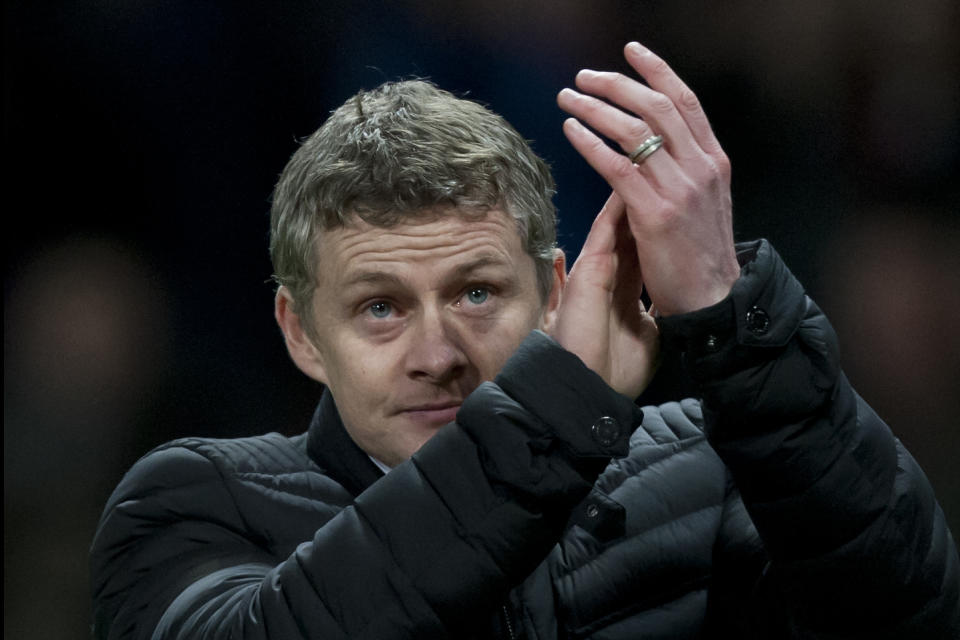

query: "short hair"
(269, 79), (558, 322)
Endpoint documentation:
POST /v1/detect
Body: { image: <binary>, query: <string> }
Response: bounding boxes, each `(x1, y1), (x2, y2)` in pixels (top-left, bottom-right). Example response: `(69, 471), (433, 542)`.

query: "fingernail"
(577, 68), (598, 79)
(626, 42), (644, 55)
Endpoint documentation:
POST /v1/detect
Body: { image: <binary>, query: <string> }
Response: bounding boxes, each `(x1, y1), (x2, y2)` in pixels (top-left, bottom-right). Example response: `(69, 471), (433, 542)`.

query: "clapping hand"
(558, 42), (740, 318)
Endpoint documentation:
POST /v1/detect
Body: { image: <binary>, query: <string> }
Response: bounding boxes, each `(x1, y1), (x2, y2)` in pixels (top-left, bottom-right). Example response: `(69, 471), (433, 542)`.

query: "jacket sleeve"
(658, 239), (960, 638)
(89, 332), (642, 640)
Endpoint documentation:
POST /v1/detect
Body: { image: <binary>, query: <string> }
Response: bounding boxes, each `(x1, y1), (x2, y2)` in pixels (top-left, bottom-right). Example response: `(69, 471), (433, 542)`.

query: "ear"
(274, 286), (329, 384)
(539, 248), (567, 334)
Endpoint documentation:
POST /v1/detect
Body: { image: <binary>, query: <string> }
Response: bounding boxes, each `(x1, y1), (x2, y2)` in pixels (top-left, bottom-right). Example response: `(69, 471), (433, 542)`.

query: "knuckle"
(678, 178), (700, 206)
(690, 153), (731, 186)
(714, 152), (732, 180)
(646, 203), (681, 231)
(649, 56), (671, 76)
(625, 121), (651, 142)
(611, 157), (637, 180)
(690, 161), (723, 191)
(580, 94), (602, 115)
(679, 87), (700, 111)
(587, 136), (610, 157)
(649, 92), (674, 114)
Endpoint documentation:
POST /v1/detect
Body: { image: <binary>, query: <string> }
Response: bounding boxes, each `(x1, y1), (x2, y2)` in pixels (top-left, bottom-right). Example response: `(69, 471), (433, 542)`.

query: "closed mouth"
(399, 402), (462, 425)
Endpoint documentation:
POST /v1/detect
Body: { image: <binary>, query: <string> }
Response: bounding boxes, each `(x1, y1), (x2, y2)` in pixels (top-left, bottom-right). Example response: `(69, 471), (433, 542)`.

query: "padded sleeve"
(659, 239), (960, 638)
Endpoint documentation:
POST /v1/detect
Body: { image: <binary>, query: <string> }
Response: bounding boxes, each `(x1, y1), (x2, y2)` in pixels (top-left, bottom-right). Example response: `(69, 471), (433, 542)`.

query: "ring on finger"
(628, 135), (664, 165)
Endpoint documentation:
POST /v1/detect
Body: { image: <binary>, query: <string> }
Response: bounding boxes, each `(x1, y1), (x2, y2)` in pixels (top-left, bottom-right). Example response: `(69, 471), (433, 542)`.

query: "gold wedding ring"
(628, 135), (664, 165)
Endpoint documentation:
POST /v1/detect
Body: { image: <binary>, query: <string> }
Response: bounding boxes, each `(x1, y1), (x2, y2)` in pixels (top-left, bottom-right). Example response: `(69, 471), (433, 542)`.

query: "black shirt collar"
(305, 389), (384, 497)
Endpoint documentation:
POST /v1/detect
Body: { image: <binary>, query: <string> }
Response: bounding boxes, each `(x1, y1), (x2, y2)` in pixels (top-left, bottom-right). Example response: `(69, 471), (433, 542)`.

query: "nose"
(404, 307), (468, 384)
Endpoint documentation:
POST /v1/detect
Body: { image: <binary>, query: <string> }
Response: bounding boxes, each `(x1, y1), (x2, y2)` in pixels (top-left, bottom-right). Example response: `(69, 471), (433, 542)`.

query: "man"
(91, 42), (959, 638)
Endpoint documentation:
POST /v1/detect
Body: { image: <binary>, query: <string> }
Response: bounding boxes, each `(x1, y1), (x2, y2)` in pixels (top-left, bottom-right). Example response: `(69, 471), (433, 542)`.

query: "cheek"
(342, 350), (395, 392)
(323, 339), (392, 399)
(468, 309), (542, 379)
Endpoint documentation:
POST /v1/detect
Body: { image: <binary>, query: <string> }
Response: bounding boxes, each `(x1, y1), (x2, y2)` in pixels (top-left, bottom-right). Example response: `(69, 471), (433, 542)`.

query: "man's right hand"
(550, 191), (660, 399)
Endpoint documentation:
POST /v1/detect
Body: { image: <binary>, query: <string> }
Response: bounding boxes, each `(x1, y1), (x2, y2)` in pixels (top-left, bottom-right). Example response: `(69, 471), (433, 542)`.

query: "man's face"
(299, 209), (561, 467)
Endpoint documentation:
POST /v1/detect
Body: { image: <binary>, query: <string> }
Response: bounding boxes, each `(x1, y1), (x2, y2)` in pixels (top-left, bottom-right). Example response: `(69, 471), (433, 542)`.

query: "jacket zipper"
(501, 603), (517, 640)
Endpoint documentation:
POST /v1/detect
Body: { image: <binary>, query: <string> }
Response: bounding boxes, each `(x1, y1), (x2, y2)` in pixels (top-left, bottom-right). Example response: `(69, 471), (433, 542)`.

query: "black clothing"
(91, 240), (960, 639)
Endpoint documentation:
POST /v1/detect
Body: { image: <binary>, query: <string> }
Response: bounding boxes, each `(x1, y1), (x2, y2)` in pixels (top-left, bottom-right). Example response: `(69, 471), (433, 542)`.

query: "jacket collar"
(306, 389), (384, 497)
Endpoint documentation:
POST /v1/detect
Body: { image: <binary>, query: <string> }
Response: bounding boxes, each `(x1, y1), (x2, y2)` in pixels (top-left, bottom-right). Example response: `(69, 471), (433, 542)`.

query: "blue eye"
(368, 301), (392, 318)
(465, 287), (489, 305)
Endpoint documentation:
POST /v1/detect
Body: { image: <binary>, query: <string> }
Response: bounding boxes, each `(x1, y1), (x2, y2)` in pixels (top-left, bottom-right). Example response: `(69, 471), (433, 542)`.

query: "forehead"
(315, 209), (530, 283)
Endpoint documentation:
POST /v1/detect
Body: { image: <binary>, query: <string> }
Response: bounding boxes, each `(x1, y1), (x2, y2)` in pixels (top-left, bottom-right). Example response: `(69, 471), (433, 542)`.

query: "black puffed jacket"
(90, 240), (960, 639)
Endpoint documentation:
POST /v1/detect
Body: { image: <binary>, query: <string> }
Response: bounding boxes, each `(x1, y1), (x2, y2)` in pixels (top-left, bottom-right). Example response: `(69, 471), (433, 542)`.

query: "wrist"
(658, 252), (741, 317)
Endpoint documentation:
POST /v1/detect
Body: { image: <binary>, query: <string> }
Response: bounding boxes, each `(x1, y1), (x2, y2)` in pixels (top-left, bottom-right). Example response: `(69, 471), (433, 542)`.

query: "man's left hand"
(557, 41), (740, 317)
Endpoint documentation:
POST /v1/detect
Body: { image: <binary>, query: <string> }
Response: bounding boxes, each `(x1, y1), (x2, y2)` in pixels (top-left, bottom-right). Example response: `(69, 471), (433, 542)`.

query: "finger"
(623, 41), (724, 159)
(571, 71), (701, 163)
(578, 190), (625, 258)
(558, 87), (681, 182)
(561, 117), (661, 205)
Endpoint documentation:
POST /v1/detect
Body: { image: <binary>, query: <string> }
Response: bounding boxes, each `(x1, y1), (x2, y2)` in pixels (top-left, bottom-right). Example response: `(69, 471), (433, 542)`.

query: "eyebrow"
(340, 271), (406, 289)
(451, 254), (513, 278)
(340, 253), (513, 290)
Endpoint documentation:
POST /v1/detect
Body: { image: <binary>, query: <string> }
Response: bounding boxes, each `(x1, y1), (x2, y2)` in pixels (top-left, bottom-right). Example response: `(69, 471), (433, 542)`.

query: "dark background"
(5, 2), (958, 638)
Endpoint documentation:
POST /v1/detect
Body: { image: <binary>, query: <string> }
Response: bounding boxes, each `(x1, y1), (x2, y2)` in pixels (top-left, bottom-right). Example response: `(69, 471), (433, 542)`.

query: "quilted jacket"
(90, 240), (960, 639)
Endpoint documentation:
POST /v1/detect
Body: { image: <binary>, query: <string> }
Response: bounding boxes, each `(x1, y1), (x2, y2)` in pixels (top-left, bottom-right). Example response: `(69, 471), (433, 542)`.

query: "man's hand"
(557, 42), (740, 316)
(551, 192), (660, 399)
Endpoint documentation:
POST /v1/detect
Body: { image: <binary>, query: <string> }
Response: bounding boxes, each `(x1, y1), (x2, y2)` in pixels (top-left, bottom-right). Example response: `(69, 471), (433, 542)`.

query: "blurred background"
(4, 1), (958, 638)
